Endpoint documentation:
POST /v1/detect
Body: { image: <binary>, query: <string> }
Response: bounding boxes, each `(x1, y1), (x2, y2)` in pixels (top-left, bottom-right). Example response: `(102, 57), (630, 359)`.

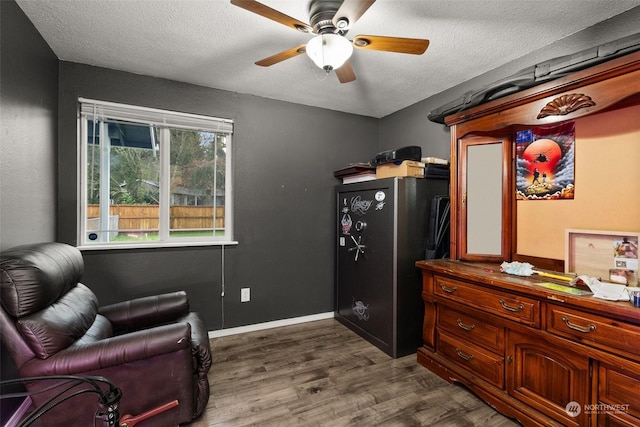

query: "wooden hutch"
(416, 51), (640, 426)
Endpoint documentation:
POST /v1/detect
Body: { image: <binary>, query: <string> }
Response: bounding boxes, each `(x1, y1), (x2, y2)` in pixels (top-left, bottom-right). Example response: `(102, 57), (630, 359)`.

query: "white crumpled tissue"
(576, 275), (630, 301)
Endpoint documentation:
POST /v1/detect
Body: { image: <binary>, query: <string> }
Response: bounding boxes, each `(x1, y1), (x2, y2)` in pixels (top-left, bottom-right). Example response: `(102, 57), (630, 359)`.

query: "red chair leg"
(119, 400), (179, 427)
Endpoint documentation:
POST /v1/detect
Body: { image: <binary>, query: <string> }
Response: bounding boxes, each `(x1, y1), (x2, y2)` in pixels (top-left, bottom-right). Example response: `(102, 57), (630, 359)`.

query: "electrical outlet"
(241, 288), (250, 303)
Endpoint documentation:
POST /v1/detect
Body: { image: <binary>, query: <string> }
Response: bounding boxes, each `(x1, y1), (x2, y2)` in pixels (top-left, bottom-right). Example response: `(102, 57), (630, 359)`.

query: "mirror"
(459, 135), (511, 261)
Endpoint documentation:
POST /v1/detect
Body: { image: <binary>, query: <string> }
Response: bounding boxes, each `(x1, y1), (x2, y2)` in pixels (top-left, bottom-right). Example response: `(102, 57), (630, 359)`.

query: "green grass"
(110, 230), (225, 241)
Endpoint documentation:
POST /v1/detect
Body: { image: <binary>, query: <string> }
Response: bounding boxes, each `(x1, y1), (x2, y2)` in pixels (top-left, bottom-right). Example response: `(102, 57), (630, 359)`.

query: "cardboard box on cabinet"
(376, 160), (425, 179)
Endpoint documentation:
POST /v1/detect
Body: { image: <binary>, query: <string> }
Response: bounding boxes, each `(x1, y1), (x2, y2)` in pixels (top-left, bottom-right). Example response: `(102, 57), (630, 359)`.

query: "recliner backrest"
(0, 242), (99, 359)
(1, 242), (84, 317)
(16, 283), (99, 358)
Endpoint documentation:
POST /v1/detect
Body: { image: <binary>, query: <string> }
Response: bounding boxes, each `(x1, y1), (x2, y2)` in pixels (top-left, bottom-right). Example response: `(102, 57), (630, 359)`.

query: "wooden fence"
(87, 205), (224, 231)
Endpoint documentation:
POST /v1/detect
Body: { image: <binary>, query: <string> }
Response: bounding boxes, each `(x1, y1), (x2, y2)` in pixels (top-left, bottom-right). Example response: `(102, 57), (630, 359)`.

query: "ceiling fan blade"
(332, 0), (376, 29)
(352, 35), (429, 55)
(255, 45), (307, 67)
(335, 61), (356, 83)
(231, 0), (313, 33)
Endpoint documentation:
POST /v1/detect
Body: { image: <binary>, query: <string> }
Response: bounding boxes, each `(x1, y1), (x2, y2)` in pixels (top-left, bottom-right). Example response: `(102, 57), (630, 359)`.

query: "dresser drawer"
(547, 305), (640, 358)
(437, 305), (504, 353)
(596, 412), (639, 427)
(599, 361), (640, 420)
(434, 275), (540, 327)
(437, 331), (505, 389)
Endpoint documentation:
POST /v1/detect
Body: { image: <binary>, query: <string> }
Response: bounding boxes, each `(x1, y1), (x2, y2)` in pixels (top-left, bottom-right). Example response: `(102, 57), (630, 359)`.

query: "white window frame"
(77, 98), (236, 249)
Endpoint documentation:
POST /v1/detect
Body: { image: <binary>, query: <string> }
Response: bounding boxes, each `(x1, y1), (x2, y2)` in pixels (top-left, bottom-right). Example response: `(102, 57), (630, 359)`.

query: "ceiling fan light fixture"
(335, 17), (349, 30)
(306, 34), (353, 71)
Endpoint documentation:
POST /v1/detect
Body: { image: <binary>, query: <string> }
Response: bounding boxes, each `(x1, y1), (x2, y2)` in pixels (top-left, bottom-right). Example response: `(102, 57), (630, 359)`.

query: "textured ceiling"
(16, 0), (640, 118)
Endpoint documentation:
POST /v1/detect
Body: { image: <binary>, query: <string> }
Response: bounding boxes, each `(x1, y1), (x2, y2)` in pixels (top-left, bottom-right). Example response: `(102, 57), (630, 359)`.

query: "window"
(78, 98), (234, 248)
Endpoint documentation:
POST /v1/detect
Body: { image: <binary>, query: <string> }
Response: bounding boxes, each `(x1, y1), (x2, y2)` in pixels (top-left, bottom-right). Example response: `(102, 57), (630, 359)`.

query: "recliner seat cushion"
(0, 242), (84, 317)
(17, 283), (99, 359)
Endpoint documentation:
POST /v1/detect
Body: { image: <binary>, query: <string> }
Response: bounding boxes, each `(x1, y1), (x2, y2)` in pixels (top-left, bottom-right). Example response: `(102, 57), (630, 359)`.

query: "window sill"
(77, 240), (239, 251)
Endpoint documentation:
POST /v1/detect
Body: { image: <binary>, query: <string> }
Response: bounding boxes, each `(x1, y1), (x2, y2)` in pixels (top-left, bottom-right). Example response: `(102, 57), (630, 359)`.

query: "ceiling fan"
(230, 0), (430, 83)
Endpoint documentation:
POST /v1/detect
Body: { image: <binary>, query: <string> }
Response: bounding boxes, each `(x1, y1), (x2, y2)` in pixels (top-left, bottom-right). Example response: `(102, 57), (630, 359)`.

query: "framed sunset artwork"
(516, 121), (575, 200)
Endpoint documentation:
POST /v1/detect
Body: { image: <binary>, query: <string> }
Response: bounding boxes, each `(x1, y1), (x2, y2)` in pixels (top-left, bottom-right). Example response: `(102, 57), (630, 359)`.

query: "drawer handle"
(456, 318), (476, 331)
(455, 348), (474, 361)
(562, 316), (596, 333)
(439, 283), (458, 293)
(499, 299), (524, 312)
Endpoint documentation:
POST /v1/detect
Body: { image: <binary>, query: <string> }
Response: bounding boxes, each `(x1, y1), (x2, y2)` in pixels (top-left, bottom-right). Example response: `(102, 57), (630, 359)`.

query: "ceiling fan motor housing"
(309, 0), (346, 34)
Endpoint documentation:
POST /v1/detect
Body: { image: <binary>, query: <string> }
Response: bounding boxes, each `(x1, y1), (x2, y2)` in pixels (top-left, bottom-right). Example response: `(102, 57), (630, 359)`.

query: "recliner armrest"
(20, 322), (192, 377)
(99, 291), (189, 331)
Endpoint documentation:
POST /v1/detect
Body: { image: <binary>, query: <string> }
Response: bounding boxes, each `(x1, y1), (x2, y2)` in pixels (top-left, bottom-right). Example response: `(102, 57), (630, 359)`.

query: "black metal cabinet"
(335, 177), (448, 357)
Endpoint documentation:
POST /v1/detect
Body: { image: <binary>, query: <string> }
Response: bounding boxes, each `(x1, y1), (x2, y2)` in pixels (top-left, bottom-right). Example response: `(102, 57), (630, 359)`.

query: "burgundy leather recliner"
(0, 242), (212, 426)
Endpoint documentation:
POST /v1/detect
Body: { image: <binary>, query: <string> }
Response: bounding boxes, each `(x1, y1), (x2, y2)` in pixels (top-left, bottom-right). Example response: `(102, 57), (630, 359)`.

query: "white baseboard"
(208, 312), (335, 338)
(5, 397), (32, 427)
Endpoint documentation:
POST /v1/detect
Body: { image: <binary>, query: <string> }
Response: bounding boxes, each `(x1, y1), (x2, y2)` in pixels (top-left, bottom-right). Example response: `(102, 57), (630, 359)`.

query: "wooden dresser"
(414, 49), (640, 426)
(416, 259), (640, 427)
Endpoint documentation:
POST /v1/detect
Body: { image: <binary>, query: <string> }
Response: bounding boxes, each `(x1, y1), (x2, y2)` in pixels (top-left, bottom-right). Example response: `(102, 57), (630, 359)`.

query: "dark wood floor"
(189, 319), (519, 426)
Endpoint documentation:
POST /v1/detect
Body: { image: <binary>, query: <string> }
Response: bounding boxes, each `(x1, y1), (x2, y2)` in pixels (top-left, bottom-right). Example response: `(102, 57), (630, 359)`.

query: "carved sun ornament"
(537, 93), (596, 119)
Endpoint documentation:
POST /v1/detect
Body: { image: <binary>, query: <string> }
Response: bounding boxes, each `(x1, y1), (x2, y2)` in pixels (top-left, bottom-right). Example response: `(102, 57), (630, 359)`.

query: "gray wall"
(0, 1), (59, 421)
(0, 0), (59, 250)
(57, 62), (378, 330)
